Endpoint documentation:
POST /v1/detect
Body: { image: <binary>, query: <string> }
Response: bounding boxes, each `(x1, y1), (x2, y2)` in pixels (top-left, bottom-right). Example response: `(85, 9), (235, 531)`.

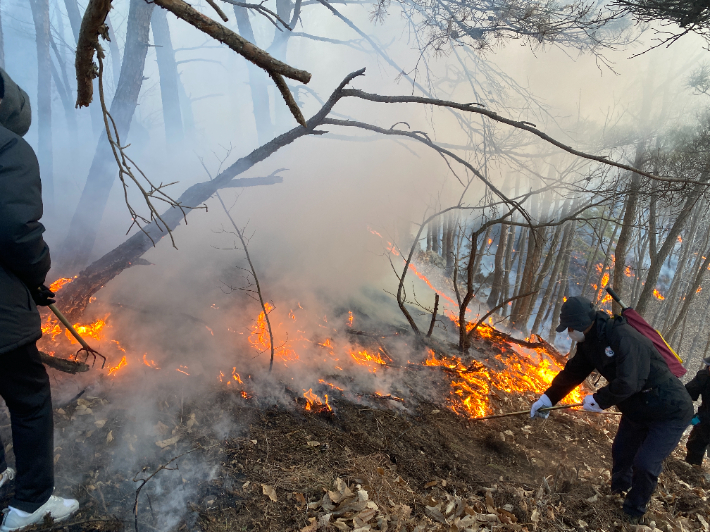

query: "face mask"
(569, 329), (586, 343)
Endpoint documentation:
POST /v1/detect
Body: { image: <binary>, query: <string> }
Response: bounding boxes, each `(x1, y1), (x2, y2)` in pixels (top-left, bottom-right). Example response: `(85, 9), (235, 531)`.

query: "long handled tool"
(471, 402), (583, 421)
(48, 303), (106, 368)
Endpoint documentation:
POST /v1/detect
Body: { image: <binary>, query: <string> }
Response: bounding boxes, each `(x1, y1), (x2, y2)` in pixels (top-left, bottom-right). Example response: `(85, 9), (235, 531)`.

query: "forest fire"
(653, 288), (666, 300)
(40, 258), (582, 423)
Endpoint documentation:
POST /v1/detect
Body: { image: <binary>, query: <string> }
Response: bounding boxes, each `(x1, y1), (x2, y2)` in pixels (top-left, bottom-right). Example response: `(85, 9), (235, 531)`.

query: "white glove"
(582, 394), (604, 413)
(530, 394), (553, 419)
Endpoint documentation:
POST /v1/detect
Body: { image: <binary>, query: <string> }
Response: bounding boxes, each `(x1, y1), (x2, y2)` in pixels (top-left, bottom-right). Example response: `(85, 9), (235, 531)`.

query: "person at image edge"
(0, 67), (79, 531)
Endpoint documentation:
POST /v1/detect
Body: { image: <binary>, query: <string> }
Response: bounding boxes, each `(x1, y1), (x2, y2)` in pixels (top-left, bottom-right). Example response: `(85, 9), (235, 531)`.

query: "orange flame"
(348, 311), (354, 327)
(302, 388), (332, 412)
(66, 317), (107, 344)
(653, 289), (665, 301)
(142, 354), (160, 369)
(176, 365), (190, 376)
(108, 356), (127, 376)
(49, 277), (74, 293)
(248, 303), (299, 363)
(350, 349), (388, 372)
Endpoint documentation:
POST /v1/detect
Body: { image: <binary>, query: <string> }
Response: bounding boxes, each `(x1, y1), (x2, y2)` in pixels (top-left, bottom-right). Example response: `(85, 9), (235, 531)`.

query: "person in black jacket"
(0, 68), (78, 531)
(684, 357), (710, 466)
(530, 296), (693, 522)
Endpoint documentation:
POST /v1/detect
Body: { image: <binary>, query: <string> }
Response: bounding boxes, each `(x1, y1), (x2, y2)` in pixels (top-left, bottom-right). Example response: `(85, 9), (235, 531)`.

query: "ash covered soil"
(1, 337), (709, 532)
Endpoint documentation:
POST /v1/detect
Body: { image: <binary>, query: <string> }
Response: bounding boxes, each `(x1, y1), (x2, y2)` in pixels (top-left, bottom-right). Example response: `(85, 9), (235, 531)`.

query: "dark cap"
(555, 296), (596, 333)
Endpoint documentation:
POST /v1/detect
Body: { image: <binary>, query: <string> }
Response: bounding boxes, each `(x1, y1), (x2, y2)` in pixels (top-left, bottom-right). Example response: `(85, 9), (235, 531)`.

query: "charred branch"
(74, 0), (112, 107)
(39, 351), (90, 374)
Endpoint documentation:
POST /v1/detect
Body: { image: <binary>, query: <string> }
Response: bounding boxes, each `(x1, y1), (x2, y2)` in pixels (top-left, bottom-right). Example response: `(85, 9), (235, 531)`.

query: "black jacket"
(0, 68), (50, 354)
(545, 312), (693, 423)
(685, 368), (710, 422)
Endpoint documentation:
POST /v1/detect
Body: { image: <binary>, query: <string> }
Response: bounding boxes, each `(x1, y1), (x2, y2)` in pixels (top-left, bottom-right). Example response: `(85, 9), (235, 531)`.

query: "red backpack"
(606, 288), (686, 378)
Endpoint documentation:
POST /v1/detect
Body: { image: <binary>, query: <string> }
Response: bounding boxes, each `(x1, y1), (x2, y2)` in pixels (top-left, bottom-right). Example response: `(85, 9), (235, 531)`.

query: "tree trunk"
(470, 224), (488, 281)
(512, 227), (528, 301)
(58, 0), (156, 274)
(48, 31), (78, 143)
(151, 7), (184, 144)
(29, 0), (54, 208)
(426, 221), (432, 252)
(580, 213), (609, 298)
(443, 214), (454, 274)
(594, 221), (619, 304)
(664, 251), (710, 339)
(432, 216), (440, 254)
(487, 224), (508, 308)
(631, 230), (650, 304)
(521, 222), (565, 329)
(105, 13), (122, 89)
(531, 221), (571, 335)
(511, 226), (544, 329)
(232, 5), (274, 144)
(500, 225), (516, 315)
(548, 220), (577, 344)
(656, 218), (699, 329)
(636, 176), (708, 315)
(612, 147), (644, 314)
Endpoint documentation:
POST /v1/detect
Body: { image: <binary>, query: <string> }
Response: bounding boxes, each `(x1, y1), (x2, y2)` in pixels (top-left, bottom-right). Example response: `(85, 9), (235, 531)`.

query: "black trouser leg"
(0, 342), (54, 512)
(0, 429), (6, 473)
(686, 422), (710, 465)
(611, 416), (647, 493)
(618, 417), (688, 518)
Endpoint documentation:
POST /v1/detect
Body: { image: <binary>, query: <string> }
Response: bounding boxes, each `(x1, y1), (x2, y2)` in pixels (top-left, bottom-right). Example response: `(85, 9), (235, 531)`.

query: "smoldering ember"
(5, 1), (710, 531)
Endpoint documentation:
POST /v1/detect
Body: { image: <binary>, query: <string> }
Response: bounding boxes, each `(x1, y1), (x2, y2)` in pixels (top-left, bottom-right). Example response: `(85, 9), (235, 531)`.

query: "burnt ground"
(1, 375), (709, 532)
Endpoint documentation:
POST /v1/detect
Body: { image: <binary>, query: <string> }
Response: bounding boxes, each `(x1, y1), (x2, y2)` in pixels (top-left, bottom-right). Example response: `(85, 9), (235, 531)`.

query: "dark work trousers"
(0, 342), (54, 512)
(611, 415), (688, 517)
(686, 421), (710, 465)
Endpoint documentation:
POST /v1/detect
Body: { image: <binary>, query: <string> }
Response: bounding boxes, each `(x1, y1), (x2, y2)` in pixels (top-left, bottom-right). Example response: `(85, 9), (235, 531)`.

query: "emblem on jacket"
(605, 346), (615, 357)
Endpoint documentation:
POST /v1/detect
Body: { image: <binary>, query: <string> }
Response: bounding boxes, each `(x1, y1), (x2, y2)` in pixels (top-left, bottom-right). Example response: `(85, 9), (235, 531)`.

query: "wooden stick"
(49, 303), (91, 350)
(472, 402), (584, 421)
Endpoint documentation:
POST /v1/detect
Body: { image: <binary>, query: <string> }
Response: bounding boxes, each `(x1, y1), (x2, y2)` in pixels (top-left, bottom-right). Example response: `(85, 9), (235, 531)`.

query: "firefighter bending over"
(530, 296), (693, 524)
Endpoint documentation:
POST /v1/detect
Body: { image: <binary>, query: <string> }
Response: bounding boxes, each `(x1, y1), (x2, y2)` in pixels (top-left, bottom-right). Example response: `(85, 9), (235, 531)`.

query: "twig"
(220, 0), (293, 30)
(426, 294), (439, 338)
(199, 159), (277, 372)
(95, 52), (205, 248)
(206, 0), (229, 21)
(133, 447), (202, 532)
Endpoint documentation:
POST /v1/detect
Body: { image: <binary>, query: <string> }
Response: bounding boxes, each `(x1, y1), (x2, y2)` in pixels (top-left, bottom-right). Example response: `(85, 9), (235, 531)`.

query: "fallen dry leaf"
(262, 484), (277, 502)
(155, 435), (180, 448)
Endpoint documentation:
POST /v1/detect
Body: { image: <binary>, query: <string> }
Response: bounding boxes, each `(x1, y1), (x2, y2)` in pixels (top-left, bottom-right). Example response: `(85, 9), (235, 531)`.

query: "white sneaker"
(0, 496), (79, 531)
(0, 469), (14, 490)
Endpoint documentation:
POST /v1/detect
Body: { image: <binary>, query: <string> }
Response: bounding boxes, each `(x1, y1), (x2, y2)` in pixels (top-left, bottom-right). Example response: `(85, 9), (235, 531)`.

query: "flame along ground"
(41, 262), (583, 419)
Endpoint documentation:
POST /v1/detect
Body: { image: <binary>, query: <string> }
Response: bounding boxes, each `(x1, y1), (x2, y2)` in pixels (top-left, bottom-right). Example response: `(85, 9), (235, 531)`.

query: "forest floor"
(1, 329), (709, 532)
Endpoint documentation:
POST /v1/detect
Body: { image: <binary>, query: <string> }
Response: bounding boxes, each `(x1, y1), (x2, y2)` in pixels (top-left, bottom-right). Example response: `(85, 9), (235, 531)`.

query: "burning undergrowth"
(1, 272), (707, 531)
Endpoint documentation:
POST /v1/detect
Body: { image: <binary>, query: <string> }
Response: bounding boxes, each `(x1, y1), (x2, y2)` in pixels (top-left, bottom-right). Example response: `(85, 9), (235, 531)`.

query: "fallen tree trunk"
(39, 351), (90, 374)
